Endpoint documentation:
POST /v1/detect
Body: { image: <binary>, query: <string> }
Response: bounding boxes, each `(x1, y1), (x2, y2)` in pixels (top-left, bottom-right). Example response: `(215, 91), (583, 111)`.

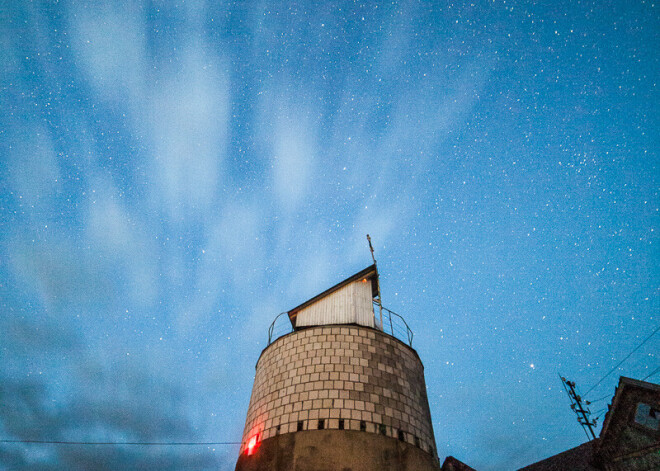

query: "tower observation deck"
(235, 265), (440, 471)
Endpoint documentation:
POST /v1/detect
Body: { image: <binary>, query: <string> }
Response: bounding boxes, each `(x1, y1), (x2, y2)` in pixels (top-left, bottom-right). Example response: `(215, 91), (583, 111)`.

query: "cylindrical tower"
(235, 266), (440, 471)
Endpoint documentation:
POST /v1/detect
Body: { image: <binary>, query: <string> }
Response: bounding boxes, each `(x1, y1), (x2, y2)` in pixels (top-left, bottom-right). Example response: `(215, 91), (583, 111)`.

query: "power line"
(642, 365), (660, 382)
(584, 324), (660, 397)
(585, 393), (611, 405)
(0, 439), (241, 446)
(592, 406), (608, 418)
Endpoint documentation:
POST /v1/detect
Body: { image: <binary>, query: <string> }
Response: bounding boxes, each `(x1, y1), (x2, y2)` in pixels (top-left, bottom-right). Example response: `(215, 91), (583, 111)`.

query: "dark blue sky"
(1, 1), (658, 469)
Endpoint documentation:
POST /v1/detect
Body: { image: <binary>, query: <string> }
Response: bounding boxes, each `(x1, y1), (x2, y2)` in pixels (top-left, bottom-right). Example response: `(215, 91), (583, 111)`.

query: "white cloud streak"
(272, 113), (316, 212)
(68, 2), (148, 105)
(147, 44), (230, 222)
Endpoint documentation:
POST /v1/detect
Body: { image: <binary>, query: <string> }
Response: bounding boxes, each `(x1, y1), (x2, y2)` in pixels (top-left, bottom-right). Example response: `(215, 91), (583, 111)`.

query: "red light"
(246, 435), (258, 455)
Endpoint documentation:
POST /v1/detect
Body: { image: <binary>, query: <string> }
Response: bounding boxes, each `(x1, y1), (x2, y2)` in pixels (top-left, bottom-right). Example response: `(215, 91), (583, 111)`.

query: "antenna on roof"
(367, 234), (377, 265)
(367, 234), (383, 330)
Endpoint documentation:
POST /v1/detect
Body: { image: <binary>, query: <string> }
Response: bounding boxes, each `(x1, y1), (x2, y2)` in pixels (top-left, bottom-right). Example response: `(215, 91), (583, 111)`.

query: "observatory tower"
(235, 264), (440, 471)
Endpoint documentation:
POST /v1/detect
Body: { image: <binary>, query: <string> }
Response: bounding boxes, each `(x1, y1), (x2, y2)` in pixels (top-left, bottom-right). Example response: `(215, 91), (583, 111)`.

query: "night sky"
(1, 1), (658, 470)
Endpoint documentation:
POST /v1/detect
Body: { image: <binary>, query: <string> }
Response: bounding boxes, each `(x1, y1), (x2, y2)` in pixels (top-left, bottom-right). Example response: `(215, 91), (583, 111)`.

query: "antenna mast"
(366, 234), (383, 330)
(559, 374), (598, 440)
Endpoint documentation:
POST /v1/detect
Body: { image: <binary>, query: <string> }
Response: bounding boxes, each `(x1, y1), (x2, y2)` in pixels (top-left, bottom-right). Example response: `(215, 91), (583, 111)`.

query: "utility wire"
(593, 407), (608, 418)
(0, 439), (241, 446)
(586, 394), (611, 404)
(642, 365), (660, 382)
(585, 324), (660, 397)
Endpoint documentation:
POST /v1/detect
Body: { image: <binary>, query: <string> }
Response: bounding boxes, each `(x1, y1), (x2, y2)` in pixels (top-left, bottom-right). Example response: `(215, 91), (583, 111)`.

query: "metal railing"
(267, 312), (293, 345)
(266, 305), (414, 347)
(378, 304), (414, 347)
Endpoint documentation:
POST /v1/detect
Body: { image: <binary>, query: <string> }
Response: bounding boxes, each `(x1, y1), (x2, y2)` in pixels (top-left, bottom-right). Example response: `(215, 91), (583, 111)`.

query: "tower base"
(235, 429), (441, 471)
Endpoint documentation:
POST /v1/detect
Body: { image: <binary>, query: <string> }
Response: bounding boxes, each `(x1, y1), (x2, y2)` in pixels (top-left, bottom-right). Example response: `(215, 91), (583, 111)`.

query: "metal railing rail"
(267, 312), (292, 345)
(378, 304), (414, 346)
(266, 306), (414, 347)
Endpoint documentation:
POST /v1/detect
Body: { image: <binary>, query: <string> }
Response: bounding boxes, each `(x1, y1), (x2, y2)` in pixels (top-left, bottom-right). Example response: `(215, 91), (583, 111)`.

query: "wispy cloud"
(146, 44), (230, 223)
(1, 1), (498, 469)
(67, 2), (148, 105)
(270, 104), (317, 212)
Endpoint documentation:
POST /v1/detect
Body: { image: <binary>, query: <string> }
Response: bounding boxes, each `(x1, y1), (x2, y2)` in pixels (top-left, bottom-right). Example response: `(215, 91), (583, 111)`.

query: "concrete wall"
(235, 429), (441, 471)
(238, 325), (438, 463)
